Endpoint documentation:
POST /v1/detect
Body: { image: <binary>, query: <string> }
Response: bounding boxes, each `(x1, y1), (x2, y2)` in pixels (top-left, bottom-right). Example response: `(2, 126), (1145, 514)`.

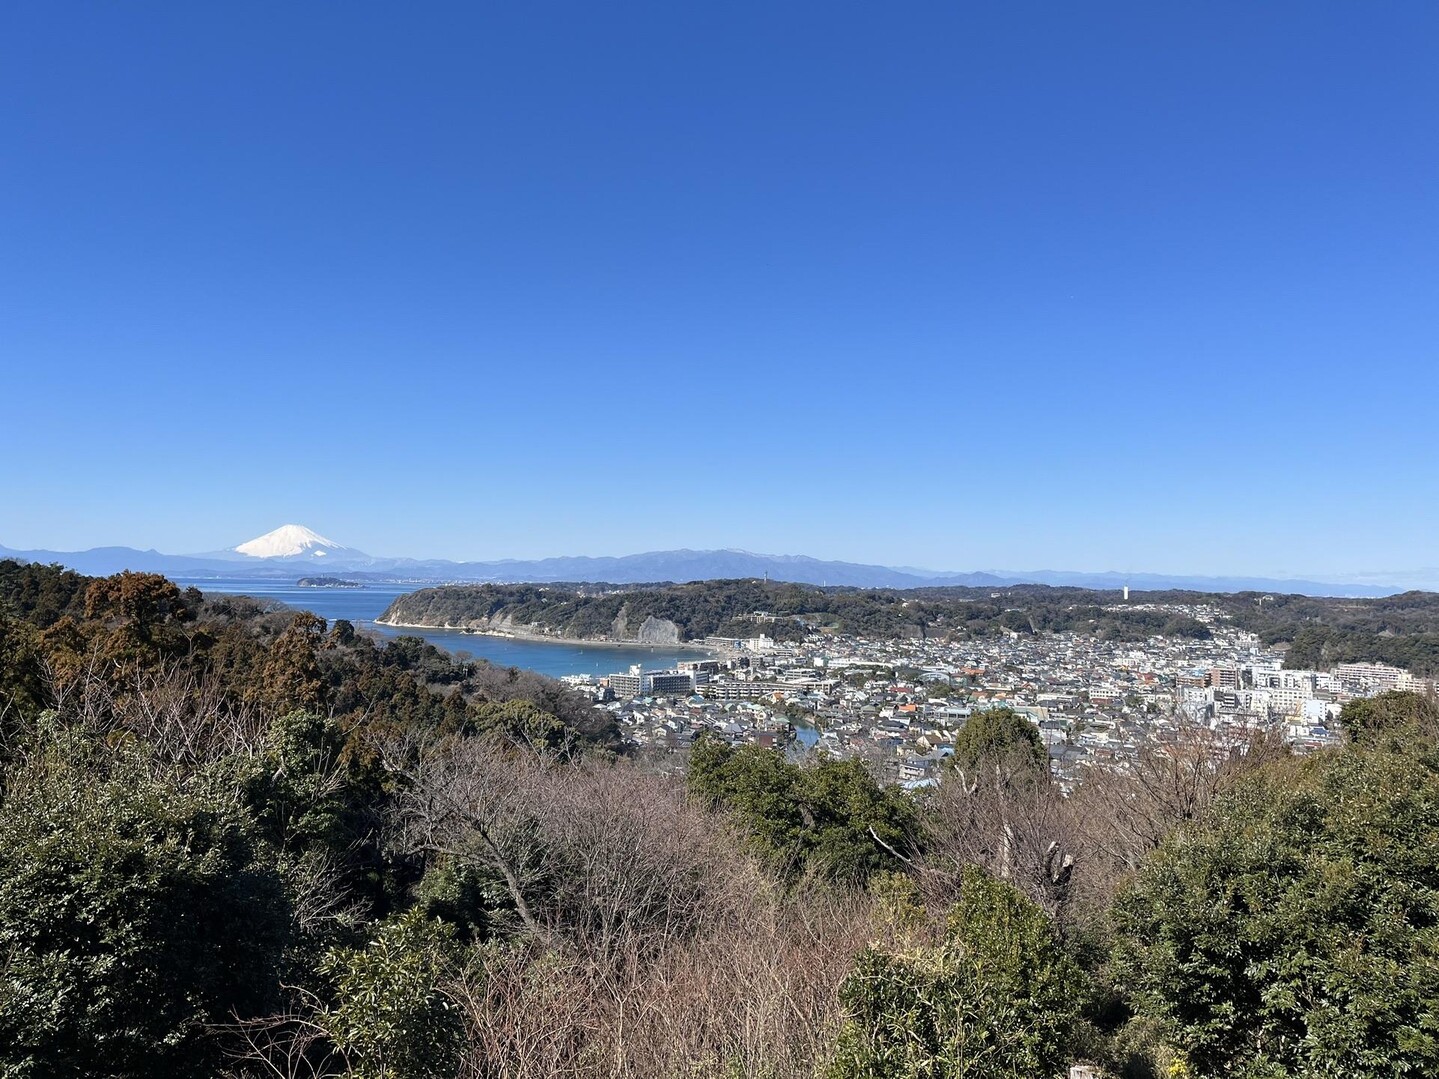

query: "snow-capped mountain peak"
(234, 524), (347, 560)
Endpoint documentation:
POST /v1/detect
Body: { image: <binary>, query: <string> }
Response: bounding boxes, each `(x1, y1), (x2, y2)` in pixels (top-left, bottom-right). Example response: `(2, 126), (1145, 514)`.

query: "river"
(173, 577), (709, 679)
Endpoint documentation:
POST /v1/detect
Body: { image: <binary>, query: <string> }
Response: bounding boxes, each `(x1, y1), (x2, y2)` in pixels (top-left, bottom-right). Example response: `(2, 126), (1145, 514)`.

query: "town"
(562, 601), (1430, 787)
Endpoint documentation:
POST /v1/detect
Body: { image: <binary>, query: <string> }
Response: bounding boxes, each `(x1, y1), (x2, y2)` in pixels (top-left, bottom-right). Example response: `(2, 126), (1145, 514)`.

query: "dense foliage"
(830, 866), (1083, 1079)
(380, 578), (1227, 644)
(0, 560), (627, 1077)
(950, 707), (1048, 777)
(1337, 689), (1439, 748)
(1113, 748), (1439, 1078)
(687, 738), (918, 884)
(0, 729), (292, 1077)
(382, 578), (1439, 668)
(1224, 590), (1439, 675)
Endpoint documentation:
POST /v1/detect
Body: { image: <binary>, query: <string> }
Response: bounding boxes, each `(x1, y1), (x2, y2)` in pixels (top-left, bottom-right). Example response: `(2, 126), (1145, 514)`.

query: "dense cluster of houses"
(559, 602), (1425, 787)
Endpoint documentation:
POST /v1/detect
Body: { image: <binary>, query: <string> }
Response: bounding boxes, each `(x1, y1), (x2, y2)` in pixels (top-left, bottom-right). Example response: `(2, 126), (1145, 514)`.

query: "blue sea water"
(174, 577), (706, 678)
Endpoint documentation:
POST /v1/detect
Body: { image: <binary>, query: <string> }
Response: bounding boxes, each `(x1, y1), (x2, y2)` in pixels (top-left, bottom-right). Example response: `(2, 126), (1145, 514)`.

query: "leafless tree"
(1067, 715), (1290, 904)
(40, 651), (268, 774)
(379, 731), (552, 939)
(379, 730), (760, 963)
(447, 881), (877, 1079)
(376, 730), (889, 1078)
(214, 987), (348, 1079)
(920, 746), (1081, 922)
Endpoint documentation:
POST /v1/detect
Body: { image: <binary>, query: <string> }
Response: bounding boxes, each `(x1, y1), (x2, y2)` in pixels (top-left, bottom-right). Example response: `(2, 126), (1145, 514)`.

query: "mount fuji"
(231, 524), (364, 562)
(0, 525), (380, 579)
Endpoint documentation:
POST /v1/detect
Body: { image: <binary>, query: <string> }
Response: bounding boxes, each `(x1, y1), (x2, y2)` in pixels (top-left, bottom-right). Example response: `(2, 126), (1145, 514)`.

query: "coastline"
(373, 618), (717, 654)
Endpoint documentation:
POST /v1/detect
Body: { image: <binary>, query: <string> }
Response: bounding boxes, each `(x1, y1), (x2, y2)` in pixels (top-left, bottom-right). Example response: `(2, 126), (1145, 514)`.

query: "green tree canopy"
(319, 909), (464, 1079)
(0, 614), (47, 743)
(1113, 747), (1439, 1078)
(82, 571), (195, 667)
(1338, 690), (1439, 750)
(688, 739), (916, 883)
(0, 729), (292, 1077)
(829, 864), (1083, 1078)
(468, 697), (571, 752)
(951, 708), (1047, 777)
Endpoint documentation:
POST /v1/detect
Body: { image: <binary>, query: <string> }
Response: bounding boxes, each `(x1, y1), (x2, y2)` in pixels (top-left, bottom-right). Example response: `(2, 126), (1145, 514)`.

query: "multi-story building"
(1336, 662), (1407, 691)
(1209, 666), (1241, 690)
(647, 671), (696, 696)
(607, 667), (645, 698)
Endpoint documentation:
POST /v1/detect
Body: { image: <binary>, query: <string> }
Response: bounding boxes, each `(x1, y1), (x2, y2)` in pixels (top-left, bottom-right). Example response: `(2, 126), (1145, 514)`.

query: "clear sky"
(3, 2), (1436, 577)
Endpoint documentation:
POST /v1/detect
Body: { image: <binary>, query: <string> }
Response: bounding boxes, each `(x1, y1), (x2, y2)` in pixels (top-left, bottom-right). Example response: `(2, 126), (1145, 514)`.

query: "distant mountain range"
(0, 523), (1417, 598)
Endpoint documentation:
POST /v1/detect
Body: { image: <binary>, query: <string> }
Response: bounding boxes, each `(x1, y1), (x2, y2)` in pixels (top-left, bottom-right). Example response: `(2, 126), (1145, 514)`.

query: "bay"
(174, 577), (707, 679)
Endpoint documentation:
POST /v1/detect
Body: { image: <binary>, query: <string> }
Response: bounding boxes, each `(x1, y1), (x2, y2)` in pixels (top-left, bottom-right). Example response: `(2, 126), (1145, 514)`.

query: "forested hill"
(379, 579), (1439, 671)
(0, 559), (621, 753)
(1219, 589), (1439, 674)
(379, 579), (1218, 643)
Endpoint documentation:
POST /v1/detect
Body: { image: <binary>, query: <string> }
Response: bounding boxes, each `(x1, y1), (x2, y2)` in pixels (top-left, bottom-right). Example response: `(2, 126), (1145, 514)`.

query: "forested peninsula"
(379, 579), (1439, 673)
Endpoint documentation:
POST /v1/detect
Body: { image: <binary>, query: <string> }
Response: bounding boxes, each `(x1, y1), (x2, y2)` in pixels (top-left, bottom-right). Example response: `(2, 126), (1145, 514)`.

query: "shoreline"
(373, 619), (717, 654)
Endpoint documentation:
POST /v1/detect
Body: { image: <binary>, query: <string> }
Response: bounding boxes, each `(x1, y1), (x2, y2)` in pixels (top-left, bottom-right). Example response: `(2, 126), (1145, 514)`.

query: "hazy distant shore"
(374, 618), (717, 653)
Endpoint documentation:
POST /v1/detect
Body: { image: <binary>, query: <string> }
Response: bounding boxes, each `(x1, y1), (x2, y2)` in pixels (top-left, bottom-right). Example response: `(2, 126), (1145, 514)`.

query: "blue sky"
(3, 2), (1436, 577)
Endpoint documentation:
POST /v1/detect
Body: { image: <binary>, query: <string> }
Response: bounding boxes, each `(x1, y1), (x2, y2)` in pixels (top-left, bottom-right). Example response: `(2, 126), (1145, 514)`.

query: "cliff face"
(603, 608), (679, 643)
(635, 616), (681, 645)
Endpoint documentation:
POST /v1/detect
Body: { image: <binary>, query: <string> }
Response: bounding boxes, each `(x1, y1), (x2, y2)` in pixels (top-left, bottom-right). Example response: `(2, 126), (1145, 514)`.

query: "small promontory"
(296, 576), (363, 588)
(376, 583), (691, 645)
(374, 580), (824, 645)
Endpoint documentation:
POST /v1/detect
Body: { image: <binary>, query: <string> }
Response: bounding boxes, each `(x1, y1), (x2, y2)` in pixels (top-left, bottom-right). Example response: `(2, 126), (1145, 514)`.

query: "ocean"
(173, 578), (708, 679)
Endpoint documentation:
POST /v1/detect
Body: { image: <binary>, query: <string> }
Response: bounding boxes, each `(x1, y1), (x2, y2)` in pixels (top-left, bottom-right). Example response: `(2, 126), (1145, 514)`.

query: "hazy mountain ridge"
(0, 529), (1402, 597)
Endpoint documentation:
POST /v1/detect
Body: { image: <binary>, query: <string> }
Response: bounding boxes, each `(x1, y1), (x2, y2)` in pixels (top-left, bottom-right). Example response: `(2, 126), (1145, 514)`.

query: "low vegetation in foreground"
(4, 559), (1439, 1077)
